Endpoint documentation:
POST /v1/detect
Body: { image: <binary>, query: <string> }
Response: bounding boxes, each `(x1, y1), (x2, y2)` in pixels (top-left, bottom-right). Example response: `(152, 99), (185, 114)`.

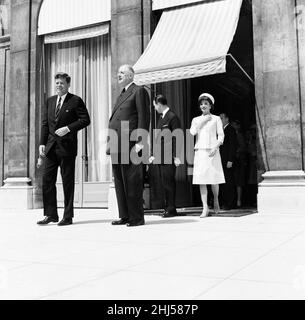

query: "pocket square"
(66, 110), (70, 112)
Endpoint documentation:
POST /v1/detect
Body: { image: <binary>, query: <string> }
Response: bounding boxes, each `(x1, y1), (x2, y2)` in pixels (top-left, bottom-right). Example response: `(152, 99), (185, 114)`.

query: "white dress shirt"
(190, 114), (224, 149)
(223, 123), (229, 130)
(161, 107), (170, 119)
(124, 82), (133, 92)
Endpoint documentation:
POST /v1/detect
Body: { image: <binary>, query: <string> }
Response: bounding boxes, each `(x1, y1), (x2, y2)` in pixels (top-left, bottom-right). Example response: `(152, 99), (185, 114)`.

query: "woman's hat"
(198, 93), (215, 105)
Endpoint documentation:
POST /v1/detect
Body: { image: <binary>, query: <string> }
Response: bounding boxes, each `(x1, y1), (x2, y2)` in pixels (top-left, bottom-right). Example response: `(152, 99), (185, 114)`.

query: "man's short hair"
(55, 72), (71, 84)
(120, 65), (135, 75)
(220, 111), (230, 121)
(154, 94), (167, 106)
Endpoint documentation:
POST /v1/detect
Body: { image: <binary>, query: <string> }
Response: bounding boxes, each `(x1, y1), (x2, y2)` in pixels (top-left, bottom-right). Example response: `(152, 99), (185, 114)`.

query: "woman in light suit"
(190, 93), (225, 217)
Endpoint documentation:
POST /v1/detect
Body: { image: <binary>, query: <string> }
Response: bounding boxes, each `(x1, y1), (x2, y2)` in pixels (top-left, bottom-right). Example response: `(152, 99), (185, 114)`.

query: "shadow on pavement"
(73, 219), (113, 225)
(145, 218), (199, 225)
(74, 218), (199, 226)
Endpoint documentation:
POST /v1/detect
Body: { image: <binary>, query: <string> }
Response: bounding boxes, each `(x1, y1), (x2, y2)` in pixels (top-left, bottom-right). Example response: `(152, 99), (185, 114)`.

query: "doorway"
(149, 0), (257, 210)
(44, 34), (112, 207)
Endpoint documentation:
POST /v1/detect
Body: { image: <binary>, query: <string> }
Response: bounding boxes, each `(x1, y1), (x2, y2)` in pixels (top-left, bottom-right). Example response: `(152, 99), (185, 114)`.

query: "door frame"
(0, 45), (10, 187)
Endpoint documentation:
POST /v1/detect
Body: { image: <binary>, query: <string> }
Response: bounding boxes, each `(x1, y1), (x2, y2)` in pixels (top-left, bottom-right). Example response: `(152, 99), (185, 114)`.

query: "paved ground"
(0, 208), (305, 300)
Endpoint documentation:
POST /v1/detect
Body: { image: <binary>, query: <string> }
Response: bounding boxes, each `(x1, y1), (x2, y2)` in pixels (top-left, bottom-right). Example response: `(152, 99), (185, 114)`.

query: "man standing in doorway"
(149, 94), (182, 218)
(37, 73), (90, 226)
(107, 65), (150, 227)
(219, 111), (237, 210)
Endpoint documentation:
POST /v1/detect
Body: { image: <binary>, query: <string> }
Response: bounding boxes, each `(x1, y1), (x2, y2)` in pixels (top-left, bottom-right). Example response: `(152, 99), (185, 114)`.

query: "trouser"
(220, 166), (236, 209)
(112, 162), (144, 223)
(159, 164), (177, 215)
(43, 146), (76, 219)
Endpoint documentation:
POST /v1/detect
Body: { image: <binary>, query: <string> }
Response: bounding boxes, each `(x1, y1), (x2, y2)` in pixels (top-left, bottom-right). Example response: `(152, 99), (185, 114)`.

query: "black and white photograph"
(0, 0), (305, 305)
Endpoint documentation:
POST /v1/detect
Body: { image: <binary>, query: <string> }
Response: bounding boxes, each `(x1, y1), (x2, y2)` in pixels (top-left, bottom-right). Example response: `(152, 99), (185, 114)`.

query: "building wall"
(111, 0), (151, 103)
(296, 0), (305, 170)
(0, 0), (152, 208)
(0, 0), (46, 207)
(253, 0), (304, 172)
(11, 0), (43, 207)
(2, 0), (305, 209)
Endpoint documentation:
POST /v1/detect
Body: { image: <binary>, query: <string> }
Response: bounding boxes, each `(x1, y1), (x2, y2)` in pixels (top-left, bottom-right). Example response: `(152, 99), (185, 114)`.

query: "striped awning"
(44, 24), (109, 44)
(152, 0), (205, 10)
(134, 0), (242, 85)
(38, 0), (111, 35)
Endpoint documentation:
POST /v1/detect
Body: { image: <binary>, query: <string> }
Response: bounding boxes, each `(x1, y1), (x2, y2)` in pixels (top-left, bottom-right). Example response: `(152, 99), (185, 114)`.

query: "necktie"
(55, 97), (62, 120)
(157, 114), (163, 128)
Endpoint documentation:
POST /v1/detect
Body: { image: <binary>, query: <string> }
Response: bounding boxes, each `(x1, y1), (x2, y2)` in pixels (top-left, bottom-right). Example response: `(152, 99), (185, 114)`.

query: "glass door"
(44, 34), (111, 208)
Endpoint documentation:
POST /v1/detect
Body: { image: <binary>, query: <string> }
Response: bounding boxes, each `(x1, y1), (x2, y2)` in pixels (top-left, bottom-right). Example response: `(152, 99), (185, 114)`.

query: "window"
(0, 0), (10, 36)
(45, 34), (111, 182)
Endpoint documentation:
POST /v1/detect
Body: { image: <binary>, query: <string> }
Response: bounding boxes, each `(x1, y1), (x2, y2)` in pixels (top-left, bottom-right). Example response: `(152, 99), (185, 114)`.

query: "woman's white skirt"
(192, 148), (225, 185)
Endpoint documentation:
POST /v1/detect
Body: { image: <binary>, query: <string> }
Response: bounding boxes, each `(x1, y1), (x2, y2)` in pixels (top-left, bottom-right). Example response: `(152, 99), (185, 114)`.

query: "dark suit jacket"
(107, 83), (150, 156)
(153, 109), (182, 164)
(220, 123), (237, 165)
(40, 92), (90, 157)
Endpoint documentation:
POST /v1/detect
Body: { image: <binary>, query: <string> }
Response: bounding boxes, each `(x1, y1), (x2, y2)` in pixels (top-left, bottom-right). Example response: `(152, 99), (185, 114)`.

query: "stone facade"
(252, 0), (305, 213)
(0, 0), (152, 209)
(111, 0), (151, 102)
(0, 0), (304, 213)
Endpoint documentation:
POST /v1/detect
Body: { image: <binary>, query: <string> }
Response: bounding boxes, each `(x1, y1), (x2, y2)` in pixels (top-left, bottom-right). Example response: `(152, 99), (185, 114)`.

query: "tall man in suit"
(37, 73), (90, 226)
(107, 65), (150, 227)
(219, 112), (237, 210)
(149, 95), (182, 218)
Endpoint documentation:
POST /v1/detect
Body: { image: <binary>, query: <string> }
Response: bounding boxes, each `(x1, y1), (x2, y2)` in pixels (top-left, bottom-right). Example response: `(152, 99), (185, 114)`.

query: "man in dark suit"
(37, 72), (90, 226)
(149, 94), (182, 218)
(107, 65), (150, 227)
(219, 112), (237, 210)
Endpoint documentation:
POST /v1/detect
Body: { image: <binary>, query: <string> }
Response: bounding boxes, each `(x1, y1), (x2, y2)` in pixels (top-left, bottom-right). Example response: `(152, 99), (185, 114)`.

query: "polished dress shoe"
(111, 219), (129, 225)
(126, 220), (145, 227)
(37, 216), (59, 225)
(162, 211), (176, 218)
(57, 218), (73, 226)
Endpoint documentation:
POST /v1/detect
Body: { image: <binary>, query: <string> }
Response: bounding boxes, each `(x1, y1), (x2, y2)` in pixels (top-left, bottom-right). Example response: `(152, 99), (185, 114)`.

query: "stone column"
(0, 37), (10, 194)
(30, 0), (44, 209)
(111, 0), (151, 101)
(0, 0), (42, 209)
(296, 0), (305, 170)
(109, 0), (152, 213)
(253, 0), (305, 214)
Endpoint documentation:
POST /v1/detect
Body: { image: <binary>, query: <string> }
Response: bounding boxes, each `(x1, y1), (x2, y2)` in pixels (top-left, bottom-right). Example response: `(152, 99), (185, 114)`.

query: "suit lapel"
(161, 111), (170, 125)
(50, 96), (57, 122)
(156, 111), (171, 142)
(110, 83), (135, 119)
(156, 116), (162, 129)
(224, 124), (230, 133)
(158, 110), (170, 129)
